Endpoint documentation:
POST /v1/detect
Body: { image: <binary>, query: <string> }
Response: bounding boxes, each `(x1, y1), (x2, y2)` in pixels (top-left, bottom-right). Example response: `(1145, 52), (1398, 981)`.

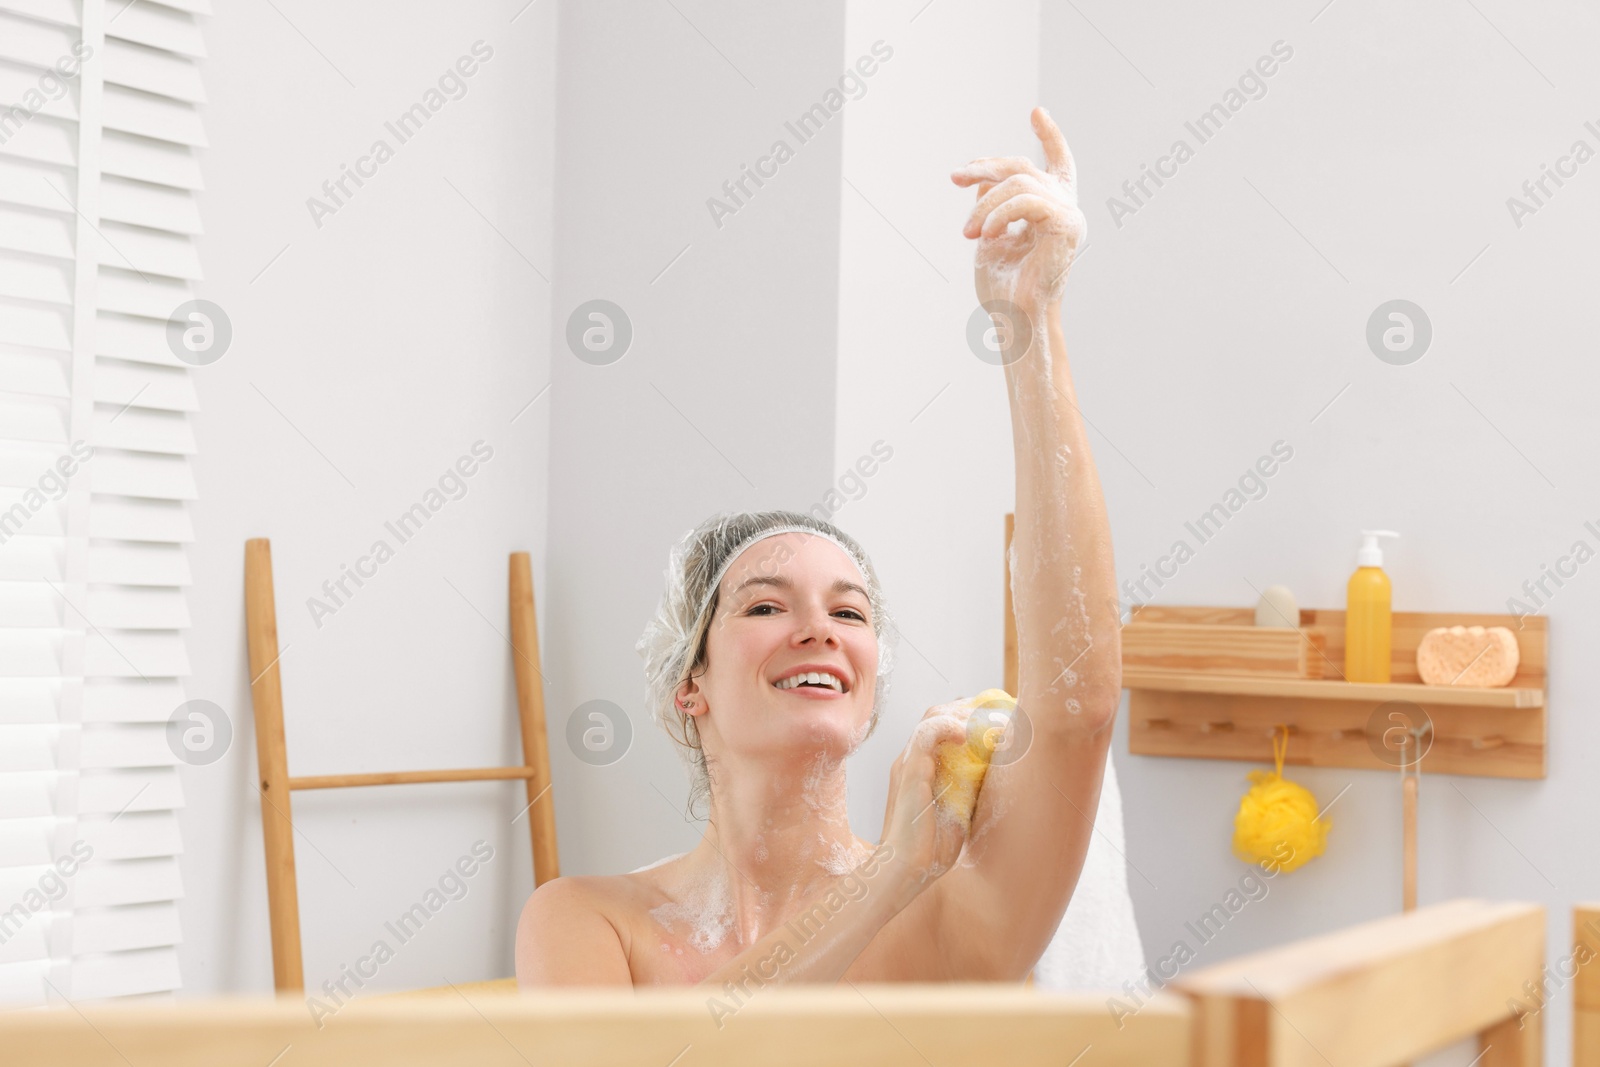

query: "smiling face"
(677, 532), (879, 773)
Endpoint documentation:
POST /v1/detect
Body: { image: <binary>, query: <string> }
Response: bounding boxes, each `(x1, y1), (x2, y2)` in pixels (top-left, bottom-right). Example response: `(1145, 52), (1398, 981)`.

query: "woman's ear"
(674, 678), (706, 717)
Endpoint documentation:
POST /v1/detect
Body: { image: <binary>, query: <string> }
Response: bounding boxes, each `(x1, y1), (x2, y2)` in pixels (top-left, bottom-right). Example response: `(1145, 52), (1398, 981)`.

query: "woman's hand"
(951, 106), (1086, 316)
(877, 707), (974, 905)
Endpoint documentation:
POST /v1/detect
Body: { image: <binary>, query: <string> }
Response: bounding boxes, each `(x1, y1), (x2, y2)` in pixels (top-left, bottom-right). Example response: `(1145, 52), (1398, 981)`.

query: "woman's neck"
(685, 751), (874, 949)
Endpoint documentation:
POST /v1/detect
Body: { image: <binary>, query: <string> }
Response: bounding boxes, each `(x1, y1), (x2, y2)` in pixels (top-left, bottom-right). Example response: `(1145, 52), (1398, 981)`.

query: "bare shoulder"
(515, 874), (638, 988)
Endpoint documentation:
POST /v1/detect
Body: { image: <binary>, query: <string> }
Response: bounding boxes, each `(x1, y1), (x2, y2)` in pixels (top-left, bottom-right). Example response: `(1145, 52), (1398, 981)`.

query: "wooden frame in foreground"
(0, 897), (1551, 1066)
(1177, 898), (1544, 1067)
(0, 985), (1189, 1067)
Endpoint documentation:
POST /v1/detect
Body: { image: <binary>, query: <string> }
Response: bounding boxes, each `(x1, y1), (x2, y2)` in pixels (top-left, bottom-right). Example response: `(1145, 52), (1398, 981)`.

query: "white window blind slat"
(0, 204), (75, 259)
(0, 113), (76, 169)
(0, 578), (59, 623)
(84, 628), (189, 676)
(0, 157), (75, 213)
(0, 61), (78, 122)
(91, 403), (196, 455)
(0, 923), (47, 966)
(94, 311), (185, 367)
(0, 774), (52, 817)
(0, 299), (71, 350)
(0, 0), (78, 28)
(0, 814), (51, 864)
(0, 394), (66, 442)
(77, 857), (183, 907)
(0, 435), (70, 479)
(102, 84), (206, 147)
(93, 358), (198, 412)
(105, 4), (204, 60)
(102, 38), (204, 104)
(86, 540), (189, 586)
(0, 628), (59, 676)
(80, 722), (178, 769)
(92, 222), (200, 279)
(84, 585), (189, 630)
(100, 130), (201, 190)
(0, 538), (65, 582)
(96, 269), (190, 318)
(87, 496), (193, 542)
(0, 253), (73, 304)
(0, 347), (71, 398)
(0, 678), (60, 723)
(77, 768), (183, 817)
(147, 0), (210, 15)
(0, 495), (63, 536)
(0, 724), (52, 771)
(100, 175), (201, 235)
(66, 946), (181, 1000)
(77, 811), (179, 860)
(86, 449), (196, 499)
(0, 9), (78, 68)
(73, 901), (181, 954)
(82, 677), (184, 723)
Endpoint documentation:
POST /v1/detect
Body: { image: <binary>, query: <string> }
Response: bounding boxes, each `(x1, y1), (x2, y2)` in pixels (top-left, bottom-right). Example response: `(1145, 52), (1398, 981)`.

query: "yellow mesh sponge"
(933, 689), (1016, 831)
(1231, 726), (1328, 874)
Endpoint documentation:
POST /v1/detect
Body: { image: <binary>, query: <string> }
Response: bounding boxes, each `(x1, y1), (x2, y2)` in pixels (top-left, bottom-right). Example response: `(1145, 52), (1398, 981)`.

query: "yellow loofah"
(1232, 725), (1328, 874)
(933, 689), (1016, 831)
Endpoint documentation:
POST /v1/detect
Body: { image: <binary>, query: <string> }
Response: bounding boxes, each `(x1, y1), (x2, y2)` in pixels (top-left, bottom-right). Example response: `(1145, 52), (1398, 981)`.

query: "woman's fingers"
(1030, 106), (1077, 189)
(963, 173), (1051, 238)
(911, 712), (965, 755)
(951, 155), (1041, 187)
(980, 193), (1066, 239)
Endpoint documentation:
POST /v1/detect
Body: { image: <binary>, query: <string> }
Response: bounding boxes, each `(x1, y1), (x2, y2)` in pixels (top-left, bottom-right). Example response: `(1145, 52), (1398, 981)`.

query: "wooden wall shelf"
(1123, 606), (1548, 780)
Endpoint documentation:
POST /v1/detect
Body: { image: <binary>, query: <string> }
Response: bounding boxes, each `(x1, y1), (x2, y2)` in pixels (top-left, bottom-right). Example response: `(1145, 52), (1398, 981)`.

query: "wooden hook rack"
(1123, 606), (1547, 780)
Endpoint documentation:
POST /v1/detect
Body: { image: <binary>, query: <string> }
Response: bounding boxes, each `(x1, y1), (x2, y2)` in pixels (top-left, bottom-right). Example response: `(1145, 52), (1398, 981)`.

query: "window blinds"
(0, 0), (207, 1005)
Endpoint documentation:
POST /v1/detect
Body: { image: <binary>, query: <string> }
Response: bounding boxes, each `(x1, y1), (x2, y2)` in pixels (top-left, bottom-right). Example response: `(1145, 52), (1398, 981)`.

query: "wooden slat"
(1577, 904), (1600, 1067)
(1123, 670), (1543, 708)
(1178, 899), (1543, 1067)
(243, 538), (303, 993)
(289, 766), (537, 791)
(1129, 687), (1544, 779)
(1123, 622), (1324, 679)
(0, 986), (1192, 1067)
(511, 550), (560, 885)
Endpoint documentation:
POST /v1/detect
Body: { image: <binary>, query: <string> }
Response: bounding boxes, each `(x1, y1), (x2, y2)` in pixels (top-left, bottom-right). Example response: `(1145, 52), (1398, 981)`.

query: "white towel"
(1032, 753), (1145, 990)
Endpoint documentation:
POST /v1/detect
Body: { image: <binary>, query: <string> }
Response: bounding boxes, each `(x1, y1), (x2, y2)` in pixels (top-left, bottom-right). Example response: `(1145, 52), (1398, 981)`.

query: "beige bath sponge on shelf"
(1415, 625), (1519, 687)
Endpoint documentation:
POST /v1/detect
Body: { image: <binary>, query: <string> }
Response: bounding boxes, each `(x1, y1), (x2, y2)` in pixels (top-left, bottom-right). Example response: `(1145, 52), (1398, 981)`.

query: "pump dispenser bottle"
(1345, 530), (1399, 683)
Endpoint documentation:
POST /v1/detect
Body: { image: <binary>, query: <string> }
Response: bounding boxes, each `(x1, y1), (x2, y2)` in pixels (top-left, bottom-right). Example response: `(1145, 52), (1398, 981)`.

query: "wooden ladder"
(243, 538), (559, 993)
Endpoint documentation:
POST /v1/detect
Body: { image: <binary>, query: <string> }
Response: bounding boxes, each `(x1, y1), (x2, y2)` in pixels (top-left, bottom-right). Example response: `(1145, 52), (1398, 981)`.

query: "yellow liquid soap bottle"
(1344, 529), (1399, 683)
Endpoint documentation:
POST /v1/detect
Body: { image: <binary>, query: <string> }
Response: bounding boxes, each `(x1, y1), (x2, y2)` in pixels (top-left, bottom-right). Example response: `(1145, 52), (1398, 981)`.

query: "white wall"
(1039, 1), (1598, 1062)
(832, 1), (1043, 847)
(181, 0), (556, 994)
(542, 0), (850, 872)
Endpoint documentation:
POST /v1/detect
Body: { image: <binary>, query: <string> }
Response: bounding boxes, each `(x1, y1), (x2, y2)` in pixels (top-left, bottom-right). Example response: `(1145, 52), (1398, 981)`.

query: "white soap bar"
(1254, 585), (1298, 628)
(1416, 625), (1519, 687)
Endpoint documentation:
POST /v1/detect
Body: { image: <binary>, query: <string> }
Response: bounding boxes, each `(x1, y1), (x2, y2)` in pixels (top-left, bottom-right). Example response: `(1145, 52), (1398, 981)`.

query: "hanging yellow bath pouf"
(1231, 724), (1329, 874)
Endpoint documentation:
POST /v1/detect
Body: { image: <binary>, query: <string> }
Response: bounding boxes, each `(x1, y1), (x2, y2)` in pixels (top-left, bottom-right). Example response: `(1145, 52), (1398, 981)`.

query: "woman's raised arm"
(928, 106), (1122, 979)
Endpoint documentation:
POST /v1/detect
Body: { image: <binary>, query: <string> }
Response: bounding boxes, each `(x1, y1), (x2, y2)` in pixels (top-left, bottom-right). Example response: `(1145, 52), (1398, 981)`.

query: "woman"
(516, 107), (1118, 987)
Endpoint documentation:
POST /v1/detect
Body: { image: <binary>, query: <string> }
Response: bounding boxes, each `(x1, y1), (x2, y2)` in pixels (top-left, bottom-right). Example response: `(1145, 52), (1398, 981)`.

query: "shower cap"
(634, 509), (898, 816)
